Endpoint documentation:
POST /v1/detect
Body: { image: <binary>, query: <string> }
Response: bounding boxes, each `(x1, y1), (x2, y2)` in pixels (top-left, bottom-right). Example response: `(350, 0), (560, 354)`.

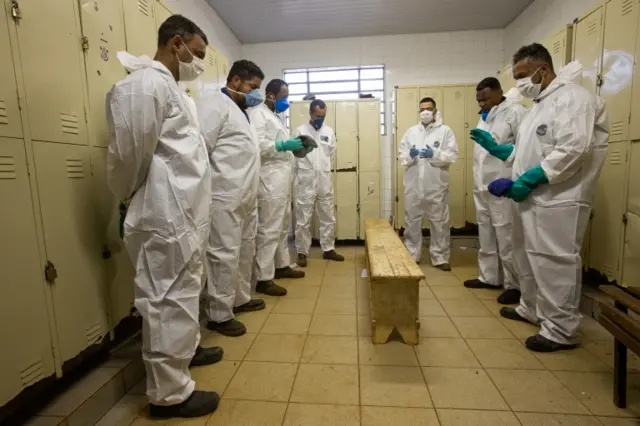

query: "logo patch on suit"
(536, 124), (548, 137)
(320, 136), (329, 142)
(433, 141), (440, 148)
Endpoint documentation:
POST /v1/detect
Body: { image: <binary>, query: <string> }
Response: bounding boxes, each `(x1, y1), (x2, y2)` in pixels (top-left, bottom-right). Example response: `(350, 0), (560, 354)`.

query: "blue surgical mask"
(275, 97), (290, 113)
(244, 89), (263, 107)
(312, 118), (324, 130)
(480, 111), (489, 121)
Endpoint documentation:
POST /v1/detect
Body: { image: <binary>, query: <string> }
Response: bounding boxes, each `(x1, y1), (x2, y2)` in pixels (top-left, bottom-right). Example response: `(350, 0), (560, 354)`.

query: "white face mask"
(177, 42), (205, 82)
(420, 110), (434, 124)
(516, 67), (542, 99)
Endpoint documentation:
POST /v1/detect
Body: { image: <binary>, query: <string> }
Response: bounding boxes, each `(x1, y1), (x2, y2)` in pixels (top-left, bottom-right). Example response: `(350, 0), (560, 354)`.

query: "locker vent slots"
(0, 100), (8, 124)
(138, 0), (150, 16)
(60, 112), (79, 135)
(86, 322), (102, 346)
(65, 157), (84, 179)
(622, 0), (635, 17)
(0, 155), (17, 180)
(20, 359), (44, 387)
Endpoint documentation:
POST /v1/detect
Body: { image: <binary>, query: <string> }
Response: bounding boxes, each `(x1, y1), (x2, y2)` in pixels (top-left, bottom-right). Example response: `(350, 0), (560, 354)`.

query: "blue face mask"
(244, 89), (263, 108)
(275, 97), (290, 113)
(480, 111), (489, 121)
(312, 118), (324, 130)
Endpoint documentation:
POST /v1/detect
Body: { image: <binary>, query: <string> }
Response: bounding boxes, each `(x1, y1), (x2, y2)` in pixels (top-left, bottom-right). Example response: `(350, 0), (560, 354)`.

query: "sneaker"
(275, 266), (305, 279)
(189, 345), (223, 367)
(497, 289), (521, 305)
(323, 250), (345, 262)
(207, 319), (246, 337)
(297, 253), (308, 267)
(435, 263), (451, 271)
(256, 280), (287, 296)
(233, 299), (266, 313)
(464, 279), (499, 289)
(500, 307), (532, 324)
(525, 334), (578, 353)
(149, 391), (220, 418)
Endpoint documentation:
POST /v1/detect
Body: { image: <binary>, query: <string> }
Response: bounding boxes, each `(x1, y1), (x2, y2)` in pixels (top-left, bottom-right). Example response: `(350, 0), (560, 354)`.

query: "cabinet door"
(418, 87), (443, 112)
(394, 88), (419, 228)
(442, 86), (466, 160)
(359, 171), (380, 238)
(630, 0), (640, 140)
(290, 102), (310, 133)
(156, 0), (172, 29)
(123, 0), (157, 57)
(465, 157), (476, 224)
(573, 6), (605, 94)
(622, 212), (640, 287)
(0, 5), (22, 139)
(334, 101), (358, 170)
(358, 100), (380, 172)
(628, 141), (640, 216)
(336, 171), (357, 239)
(543, 28), (570, 70)
(217, 54), (229, 85)
(448, 161), (465, 229)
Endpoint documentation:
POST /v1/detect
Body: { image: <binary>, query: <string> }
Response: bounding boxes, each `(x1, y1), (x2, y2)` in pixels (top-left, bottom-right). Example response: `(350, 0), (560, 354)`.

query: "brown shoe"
(275, 266), (305, 279)
(297, 253), (308, 267)
(256, 280), (287, 296)
(435, 263), (451, 271)
(323, 250), (345, 262)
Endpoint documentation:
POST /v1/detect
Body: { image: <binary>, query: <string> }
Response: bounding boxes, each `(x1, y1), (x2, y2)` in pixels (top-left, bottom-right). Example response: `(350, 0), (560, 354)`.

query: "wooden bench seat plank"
(365, 219), (424, 280)
(600, 286), (640, 317)
(599, 303), (640, 350)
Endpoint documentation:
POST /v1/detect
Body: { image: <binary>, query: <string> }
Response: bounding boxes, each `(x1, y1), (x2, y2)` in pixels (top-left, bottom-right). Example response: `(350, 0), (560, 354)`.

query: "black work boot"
(435, 263), (451, 271)
(497, 289), (521, 305)
(189, 345), (223, 367)
(275, 266), (305, 279)
(256, 280), (287, 296)
(233, 299), (266, 313)
(149, 391), (220, 418)
(500, 307), (532, 324)
(323, 250), (345, 262)
(464, 278), (499, 289)
(525, 334), (578, 353)
(207, 319), (246, 337)
(297, 253), (308, 267)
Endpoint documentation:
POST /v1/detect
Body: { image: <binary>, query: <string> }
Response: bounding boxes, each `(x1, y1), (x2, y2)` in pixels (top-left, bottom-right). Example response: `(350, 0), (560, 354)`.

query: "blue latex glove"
(488, 179), (514, 197)
(506, 165), (549, 202)
(419, 147), (434, 159)
(409, 145), (419, 158)
(470, 128), (514, 161)
(275, 138), (304, 152)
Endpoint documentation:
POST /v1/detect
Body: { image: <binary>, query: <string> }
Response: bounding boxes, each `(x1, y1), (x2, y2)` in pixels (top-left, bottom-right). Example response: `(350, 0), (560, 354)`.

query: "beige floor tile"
(451, 266), (479, 282)
(466, 339), (545, 370)
(301, 335), (359, 364)
(553, 371), (640, 417)
(283, 403), (360, 426)
(200, 333), (256, 361)
(261, 314), (312, 335)
(323, 273), (357, 285)
(420, 299), (447, 317)
(290, 364), (359, 405)
(192, 360), (241, 394)
(314, 298), (357, 315)
(206, 400), (287, 425)
(419, 317), (460, 338)
(272, 298), (317, 315)
(235, 312), (269, 334)
(66, 373), (125, 426)
(423, 367), (508, 410)
(439, 299), (493, 317)
(358, 297), (371, 315)
(584, 340), (640, 373)
(437, 409), (520, 425)
(280, 284), (320, 300)
(131, 414), (208, 425)
(24, 416), (67, 426)
(533, 348), (610, 372)
(427, 275), (463, 287)
(358, 338), (419, 366)
(245, 334), (306, 363)
(452, 317), (513, 339)
(515, 412), (602, 425)
(128, 378), (145, 395)
(309, 314), (357, 336)
(359, 366), (432, 408)
(224, 361), (297, 402)
(419, 286), (436, 300)
(597, 417), (640, 425)
(415, 338), (480, 368)
(361, 406), (439, 426)
(432, 287), (477, 300)
(480, 299), (507, 317)
(580, 316), (613, 342)
(358, 315), (372, 337)
(319, 284), (356, 300)
(487, 369), (589, 414)
(499, 317), (541, 340)
(471, 288), (504, 301)
(96, 395), (147, 426)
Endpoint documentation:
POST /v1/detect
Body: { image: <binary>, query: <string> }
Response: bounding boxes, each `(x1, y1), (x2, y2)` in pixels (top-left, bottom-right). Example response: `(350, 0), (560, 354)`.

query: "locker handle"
(11, 0), (22, 19)
(44, 261), (58, 284)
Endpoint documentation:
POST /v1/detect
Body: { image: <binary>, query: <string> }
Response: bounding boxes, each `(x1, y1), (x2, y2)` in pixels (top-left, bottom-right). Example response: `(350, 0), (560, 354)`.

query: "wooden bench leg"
(614, 338), (628, 408)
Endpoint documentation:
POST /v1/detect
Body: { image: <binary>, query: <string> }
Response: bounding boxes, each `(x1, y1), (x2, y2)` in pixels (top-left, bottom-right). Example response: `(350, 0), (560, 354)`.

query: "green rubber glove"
(506, 165), (549, 202)
(470, 128), (514, 161)
(275, 138), (304, 152)
(490, 144), (515, 161)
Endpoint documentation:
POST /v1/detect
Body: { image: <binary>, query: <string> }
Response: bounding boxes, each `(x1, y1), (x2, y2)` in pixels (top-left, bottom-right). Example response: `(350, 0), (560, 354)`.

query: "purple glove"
(488, 178), (514, 197)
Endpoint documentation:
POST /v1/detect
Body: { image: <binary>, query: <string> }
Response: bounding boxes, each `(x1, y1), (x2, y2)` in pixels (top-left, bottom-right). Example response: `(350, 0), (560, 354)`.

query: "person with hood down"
(464, 78), (527, 305)
(471, 43), (609, 352)
(106, 15), (223, 419)
(398, 97), (458, 270)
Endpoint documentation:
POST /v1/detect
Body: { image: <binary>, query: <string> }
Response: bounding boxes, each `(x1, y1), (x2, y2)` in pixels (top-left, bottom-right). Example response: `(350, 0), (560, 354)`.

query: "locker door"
(217, 54), (229, 85)
(15, 0), (88, 145)
(33, 142), (109, 363)
(601, 0), (639, 142)
(123, 0), (157, 57)
(589, 141), (628, 281)
(418, 87), (443, 112)
(336, 171), (358, 239)
(0, 138), (56, 406)
(544, 29), (569, 70)
(622, 212), (640, 287)
(290, 102), (310, 133)
(465, 157), (476, 224)
(359, 171), (380, 238)
(627, 141), (640, 216)
(324, 101), (337, 134)
(79, 0), (127, 148)
(0, 6), (22, 139)
(442, 86), (466, 160)
(395, 88), (419, 228)
(448, 161), (465, 229)
(465, 85), (480, 153)
(630, 1), (640, 140)
(498, 64), (514, 92)
(358, 100), (380, 171)
(334, 101), (358, 170)
(156, 1), (172, 29)
(573, 6), (605, 94)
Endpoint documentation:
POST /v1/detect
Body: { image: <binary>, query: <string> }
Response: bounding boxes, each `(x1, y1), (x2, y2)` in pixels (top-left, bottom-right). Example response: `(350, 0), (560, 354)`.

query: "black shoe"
(256, 280), (287, 296)
(435, 263), (451, 271)
(233, 299), (266, 313)
(207, 319), (247, 337)
(297, 253), (308, 267)
(525, 334), (578, 353)
(189, 345), (223, 367)
(464, 279), (499, 289)
(275, 266), (305, 279)
(497, 289), (521, 305)
(323, 250), (345, 262)
(500, 307), (532, 324)
(149, 391), (220, 418)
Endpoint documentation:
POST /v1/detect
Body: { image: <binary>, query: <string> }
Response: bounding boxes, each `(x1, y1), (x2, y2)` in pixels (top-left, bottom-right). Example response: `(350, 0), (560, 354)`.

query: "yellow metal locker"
(573, 5), (605, 95)
(358, 100), (381, 171)
(622, 212), (640, 286)
(33, 142), (109, 363)
(334, 101), (358, 170)
(442, 86), (466, 160)
(465, 157), (476, 224)
(589, 141), (628, 281)
(394, 87), (419, 228)
(290, 101), (337, 134)
(0, 5), (22, 139)
(79, 0), (127, 148)
(217, 54), (229, 85)
(0, 137), (56, 406)
(418, 87), (443, 111)
(448, 161), (465, 228)
(542, 27), (573, 70)
(14, 0), (88, 145)
(498, 64), (515, 92)
(156, 0), (172, 28)
(359, 171), (380, 238)
(123, 0), (158, 57)
(630, 3), (640, 140)
(627, 141), (640, 216)
(336, 171), (358, 239)
(465, 85), (478, 224)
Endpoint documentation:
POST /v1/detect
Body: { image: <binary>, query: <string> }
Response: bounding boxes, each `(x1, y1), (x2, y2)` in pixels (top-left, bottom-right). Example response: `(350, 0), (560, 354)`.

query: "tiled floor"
(30, 246), (640, 425)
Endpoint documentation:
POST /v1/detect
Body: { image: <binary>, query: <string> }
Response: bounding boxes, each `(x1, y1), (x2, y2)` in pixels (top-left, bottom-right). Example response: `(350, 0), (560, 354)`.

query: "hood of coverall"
(117, 51), (170, 74)
(535, 61), (583, 102)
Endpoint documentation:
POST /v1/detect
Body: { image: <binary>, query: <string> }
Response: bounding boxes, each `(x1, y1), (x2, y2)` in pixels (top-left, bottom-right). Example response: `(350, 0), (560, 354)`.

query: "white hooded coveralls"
(293, 123), (337, 255)
(106, 53), (211, 406)
(197, 90), (260, 323)
(399, 113), (458, 265)
(248, 103), (294, 281)
(474, 89), (527, 289)
(510, 62), (609, 345)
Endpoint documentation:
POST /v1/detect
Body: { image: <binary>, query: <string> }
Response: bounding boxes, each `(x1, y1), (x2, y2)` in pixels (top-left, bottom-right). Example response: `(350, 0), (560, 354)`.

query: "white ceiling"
(206, 0), (534, 44)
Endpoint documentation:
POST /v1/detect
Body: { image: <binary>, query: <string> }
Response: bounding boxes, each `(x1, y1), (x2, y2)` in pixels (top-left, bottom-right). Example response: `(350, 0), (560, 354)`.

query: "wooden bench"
(364, 219), (424, 345)
(596, 285), (640, 408)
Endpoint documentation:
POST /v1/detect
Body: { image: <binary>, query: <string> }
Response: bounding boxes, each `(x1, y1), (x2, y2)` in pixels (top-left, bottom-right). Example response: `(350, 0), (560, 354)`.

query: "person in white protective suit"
(464, 77), (527, 305)
(399, 97), (458, 271)
(471, 43), (608, 352)
(199, 60), (281, 338)
(293, 100), (345, 267)
(106, 15), (223, 419)
(249, 79), (307, 297)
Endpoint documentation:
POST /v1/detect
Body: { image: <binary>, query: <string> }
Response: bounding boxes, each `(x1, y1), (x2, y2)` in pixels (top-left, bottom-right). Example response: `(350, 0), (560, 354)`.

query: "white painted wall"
(242, 30), (504, 217)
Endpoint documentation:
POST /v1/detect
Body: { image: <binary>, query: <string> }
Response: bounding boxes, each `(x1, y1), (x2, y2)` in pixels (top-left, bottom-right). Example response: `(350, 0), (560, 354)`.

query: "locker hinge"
(596, 74), (604, 88)
(623, 213), (628, 225)
(11, 0), (22, 20)
(395, 195), (399, 202)
(84, 107), (88, 124)
(44, 261), (58, 284)
(16, 88), (22, 111)
(81, 36), (89, 51)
